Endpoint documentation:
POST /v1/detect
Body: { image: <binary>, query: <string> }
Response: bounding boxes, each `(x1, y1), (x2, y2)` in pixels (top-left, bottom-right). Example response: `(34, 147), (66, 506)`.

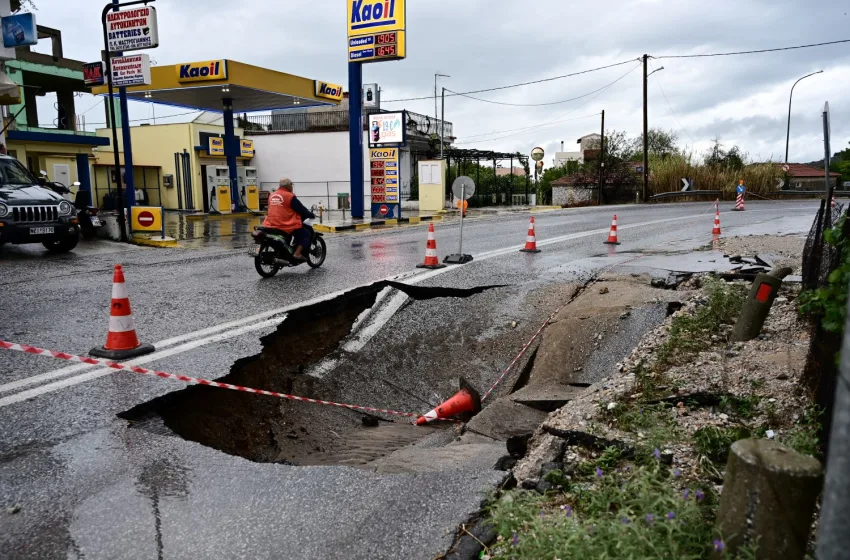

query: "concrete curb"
(132, 235), (179, 248)
(313, 215), (440, 234)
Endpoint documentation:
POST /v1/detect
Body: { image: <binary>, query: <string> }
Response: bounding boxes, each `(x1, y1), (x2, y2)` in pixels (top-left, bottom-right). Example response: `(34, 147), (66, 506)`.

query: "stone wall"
(552, 186), (596, 207)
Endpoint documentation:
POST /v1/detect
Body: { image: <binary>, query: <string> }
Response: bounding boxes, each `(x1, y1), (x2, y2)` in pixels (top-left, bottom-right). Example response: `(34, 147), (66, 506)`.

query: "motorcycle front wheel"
(307, 236), (326, 269)
(254, 242), (281, 278)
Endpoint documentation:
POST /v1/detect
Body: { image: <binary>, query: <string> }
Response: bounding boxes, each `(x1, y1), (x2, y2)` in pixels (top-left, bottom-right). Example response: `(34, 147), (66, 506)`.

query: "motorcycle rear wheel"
(307, 236), (326, 268)
(254, 242), (281, 278)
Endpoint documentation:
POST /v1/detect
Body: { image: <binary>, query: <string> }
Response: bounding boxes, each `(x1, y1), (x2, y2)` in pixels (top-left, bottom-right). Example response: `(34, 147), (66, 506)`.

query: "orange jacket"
(263, 189), (302, 233)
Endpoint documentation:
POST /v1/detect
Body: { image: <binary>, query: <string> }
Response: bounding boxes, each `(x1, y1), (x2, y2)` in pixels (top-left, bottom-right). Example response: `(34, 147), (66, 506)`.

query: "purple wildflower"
(696, 489), (705, 502)
(512, 531), (519, 547)
(621, 517), (630, 524)
(666, 511), (676, 521)
(645, 514), (655, 525)
(653, 448), (662, 461)
(682, 488), (691, 500)
(540, 509), (545, 519)
(560, 504), (572, 517)
(713, 539), (725, 552)
(595, 466), (604, 478)
(673, 468), (682, 477)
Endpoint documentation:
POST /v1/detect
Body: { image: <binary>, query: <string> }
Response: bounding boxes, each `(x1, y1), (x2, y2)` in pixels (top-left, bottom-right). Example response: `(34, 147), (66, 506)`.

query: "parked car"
(0, 155), (80, 253)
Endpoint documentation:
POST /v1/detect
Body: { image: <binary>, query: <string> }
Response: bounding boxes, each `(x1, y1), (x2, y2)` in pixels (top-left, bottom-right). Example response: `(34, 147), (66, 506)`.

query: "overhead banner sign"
(106, 6), (159, 53)
(369, 112), (405, 146)
(347, 0), (406, 63)
(2, 13), (37, 48)
(314, 80), (343, 102)
(209, 137), (224, 156)
(110, 54), (151, 87)
(177, 60), (227, 83)
(83, 62), (105, 87)
(240, 139), (254, 158)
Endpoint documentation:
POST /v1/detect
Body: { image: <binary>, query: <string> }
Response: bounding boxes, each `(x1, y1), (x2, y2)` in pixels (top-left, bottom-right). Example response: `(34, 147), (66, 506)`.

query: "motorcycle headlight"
(0, 203), (7, 218)
(58, 201), (73, 216)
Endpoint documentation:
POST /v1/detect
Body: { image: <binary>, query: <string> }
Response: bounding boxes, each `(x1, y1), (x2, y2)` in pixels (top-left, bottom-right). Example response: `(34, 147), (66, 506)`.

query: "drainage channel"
(119, 281), (503, 467)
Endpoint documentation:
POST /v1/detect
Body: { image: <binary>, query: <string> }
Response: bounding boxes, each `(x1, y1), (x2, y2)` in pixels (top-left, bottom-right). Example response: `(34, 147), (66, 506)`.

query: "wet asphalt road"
(0, 201), (819, 559)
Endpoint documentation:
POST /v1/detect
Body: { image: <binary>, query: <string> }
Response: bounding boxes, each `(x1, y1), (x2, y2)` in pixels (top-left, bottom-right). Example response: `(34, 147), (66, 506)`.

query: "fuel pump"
(206, 165), (231, 214)
(238, 167), (259, 212)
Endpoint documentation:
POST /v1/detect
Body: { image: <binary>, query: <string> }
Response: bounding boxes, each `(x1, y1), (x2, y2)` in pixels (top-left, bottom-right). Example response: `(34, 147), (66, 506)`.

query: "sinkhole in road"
(119, 280), (504, 467)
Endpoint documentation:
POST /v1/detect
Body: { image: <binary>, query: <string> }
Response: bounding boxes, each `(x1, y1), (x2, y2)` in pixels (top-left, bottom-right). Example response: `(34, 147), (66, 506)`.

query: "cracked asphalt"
(0, 201), (820, 559)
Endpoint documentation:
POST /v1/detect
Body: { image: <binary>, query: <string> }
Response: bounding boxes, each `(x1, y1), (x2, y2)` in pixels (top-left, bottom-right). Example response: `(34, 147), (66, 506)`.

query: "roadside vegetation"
(479, 277), (820, 559)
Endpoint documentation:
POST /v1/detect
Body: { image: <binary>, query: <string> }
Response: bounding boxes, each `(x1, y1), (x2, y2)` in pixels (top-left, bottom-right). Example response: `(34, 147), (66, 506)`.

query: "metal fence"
(243, 109), (452, 138)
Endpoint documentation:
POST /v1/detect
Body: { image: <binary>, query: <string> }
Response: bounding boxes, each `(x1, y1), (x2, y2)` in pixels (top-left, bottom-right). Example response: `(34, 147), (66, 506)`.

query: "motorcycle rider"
(262, 178), (316, 261)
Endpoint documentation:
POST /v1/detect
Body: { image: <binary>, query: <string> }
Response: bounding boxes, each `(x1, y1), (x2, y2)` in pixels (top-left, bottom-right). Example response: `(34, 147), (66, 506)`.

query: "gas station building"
(92, 59), (341, 213)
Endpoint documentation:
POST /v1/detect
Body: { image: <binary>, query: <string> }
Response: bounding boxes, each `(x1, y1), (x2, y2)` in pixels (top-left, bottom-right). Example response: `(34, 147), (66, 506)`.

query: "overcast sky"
(28, 0), (850, 166)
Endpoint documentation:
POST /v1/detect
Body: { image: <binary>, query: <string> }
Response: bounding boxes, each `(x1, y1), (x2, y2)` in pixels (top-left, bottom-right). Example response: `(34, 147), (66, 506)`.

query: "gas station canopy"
(92, 59), (342, 113)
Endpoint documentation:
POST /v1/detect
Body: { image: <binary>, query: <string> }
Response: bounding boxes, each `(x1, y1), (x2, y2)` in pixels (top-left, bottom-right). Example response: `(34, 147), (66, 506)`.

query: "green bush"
(799, 214), (850, 333)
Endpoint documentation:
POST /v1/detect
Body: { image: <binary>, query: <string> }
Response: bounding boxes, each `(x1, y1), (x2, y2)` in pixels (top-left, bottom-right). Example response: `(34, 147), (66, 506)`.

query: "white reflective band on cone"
(111, 282), (129, 300)
(109, 315), (136, 333)
(420, 410), (439, 423)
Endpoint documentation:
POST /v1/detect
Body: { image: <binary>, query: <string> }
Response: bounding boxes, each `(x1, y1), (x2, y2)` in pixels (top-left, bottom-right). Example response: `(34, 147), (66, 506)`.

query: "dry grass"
(649, 154), (781, 198)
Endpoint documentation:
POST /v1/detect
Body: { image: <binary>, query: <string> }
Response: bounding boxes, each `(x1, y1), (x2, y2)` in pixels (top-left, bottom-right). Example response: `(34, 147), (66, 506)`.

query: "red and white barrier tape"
(0, 340), (418, 419)
(481, 253), (648, 402)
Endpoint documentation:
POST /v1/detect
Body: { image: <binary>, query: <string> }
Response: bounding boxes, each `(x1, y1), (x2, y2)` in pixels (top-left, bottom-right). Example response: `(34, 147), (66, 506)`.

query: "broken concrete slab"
(465, 397), (549, 441)
(508, 383), (586, 412)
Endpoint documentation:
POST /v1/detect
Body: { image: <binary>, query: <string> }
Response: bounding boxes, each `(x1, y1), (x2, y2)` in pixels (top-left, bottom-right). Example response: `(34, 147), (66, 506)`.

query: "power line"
(444, 79), (622, 107)
(456, 113), (601, 141)
(381, 58), (640, 103)
(454, 62), (640, 145)
(654, 38), (850, 59)
(82, 109), (203, 126)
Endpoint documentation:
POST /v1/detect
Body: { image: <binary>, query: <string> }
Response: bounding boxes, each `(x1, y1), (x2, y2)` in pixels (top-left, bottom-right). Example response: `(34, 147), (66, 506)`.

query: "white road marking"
(0, 317), (282, 408)
(1, 205), (816, 404)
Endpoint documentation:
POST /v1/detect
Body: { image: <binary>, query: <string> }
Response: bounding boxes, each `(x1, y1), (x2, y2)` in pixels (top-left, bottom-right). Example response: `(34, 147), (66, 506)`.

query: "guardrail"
(650, 190), (722, 200)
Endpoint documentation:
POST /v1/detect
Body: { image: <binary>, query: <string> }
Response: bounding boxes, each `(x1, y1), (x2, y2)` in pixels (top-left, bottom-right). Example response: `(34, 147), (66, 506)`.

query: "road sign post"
(444, 176), (475, 265)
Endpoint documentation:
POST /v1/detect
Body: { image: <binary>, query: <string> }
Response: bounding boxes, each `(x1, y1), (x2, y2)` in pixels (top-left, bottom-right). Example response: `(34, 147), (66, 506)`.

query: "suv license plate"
(90, 217), (102, 227)
(30, 227), (54, 235)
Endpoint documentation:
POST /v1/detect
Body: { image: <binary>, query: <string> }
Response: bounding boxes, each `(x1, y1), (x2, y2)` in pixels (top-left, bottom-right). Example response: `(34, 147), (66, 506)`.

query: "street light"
(785, 70), (823, 163)
(647, 66), (665, 78)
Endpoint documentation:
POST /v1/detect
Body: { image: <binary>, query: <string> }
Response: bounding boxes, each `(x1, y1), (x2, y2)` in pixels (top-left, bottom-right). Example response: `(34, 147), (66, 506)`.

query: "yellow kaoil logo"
(348, 0), (405, 37)
(177, 60), (228, 82)
(370, 148), (397, 159)
(314, 80), (344, 101)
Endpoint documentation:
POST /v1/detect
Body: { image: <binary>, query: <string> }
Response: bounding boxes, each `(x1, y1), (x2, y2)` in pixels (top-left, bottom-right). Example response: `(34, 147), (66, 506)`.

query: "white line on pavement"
(0, 317), (283, 408)
(1, 206), (816, 405)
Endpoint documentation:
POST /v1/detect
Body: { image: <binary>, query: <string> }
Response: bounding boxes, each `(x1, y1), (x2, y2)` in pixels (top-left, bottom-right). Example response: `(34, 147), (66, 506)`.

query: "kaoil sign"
(347, 0), (405, 37)
(177, 60), (228, 83)
(314, 81), (343, 101)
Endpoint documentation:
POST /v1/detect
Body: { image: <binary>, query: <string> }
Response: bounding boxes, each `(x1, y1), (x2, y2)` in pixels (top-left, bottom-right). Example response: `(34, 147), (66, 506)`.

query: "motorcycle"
(73, 184), (102, 239)
(40, 176), (102, 240)
(250, 219), (326, 278)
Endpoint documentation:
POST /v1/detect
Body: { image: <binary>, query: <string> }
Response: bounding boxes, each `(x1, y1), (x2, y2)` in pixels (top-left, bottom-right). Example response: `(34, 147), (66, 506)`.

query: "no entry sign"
(137, 211), (154, 227)
(379, 204), (389, 216)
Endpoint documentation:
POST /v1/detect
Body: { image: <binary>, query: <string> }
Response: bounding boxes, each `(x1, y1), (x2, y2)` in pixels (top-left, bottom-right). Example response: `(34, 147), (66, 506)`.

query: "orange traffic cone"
(712, 209), (722, 235)
(519, 216), (541, 253)
(416, 223), (446, 269)
(90, 265), (155, 360)
(416, 378), (482, 425)
(603, 214), (621, 245)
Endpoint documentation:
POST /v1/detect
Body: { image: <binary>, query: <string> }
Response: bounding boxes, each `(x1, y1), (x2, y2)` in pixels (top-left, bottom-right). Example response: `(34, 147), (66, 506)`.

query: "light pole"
(434, 73), (449, 138)
(785, 70), (823, 164)
(641, 62), (663, 202)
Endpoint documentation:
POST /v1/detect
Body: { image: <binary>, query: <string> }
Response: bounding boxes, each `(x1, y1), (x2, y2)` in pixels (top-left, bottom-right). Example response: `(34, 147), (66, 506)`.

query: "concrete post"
(715, 439), (822, 560)
(730, 273), (783, 342)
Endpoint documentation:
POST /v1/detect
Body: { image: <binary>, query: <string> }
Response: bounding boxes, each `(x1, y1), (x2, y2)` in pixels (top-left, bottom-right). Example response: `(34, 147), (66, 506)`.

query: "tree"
(630, 128), (679, 158)
(704, 138), (744, 170)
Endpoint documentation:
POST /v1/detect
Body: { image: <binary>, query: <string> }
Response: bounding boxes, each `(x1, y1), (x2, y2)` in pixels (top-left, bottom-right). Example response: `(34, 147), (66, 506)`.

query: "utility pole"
(441, 87), (446, 160)
(642, 54), (649, 203)
(435, 73), (449, 140)
(598, 109), (605, 205)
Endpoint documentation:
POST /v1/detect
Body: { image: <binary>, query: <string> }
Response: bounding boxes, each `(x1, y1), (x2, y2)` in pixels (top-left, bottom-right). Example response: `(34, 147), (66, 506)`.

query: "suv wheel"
(42, 235), (79, 253)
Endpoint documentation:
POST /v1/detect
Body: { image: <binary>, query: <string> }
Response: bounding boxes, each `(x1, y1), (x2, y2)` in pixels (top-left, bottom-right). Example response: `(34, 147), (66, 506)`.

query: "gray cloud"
(27, 0), (850, 163)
